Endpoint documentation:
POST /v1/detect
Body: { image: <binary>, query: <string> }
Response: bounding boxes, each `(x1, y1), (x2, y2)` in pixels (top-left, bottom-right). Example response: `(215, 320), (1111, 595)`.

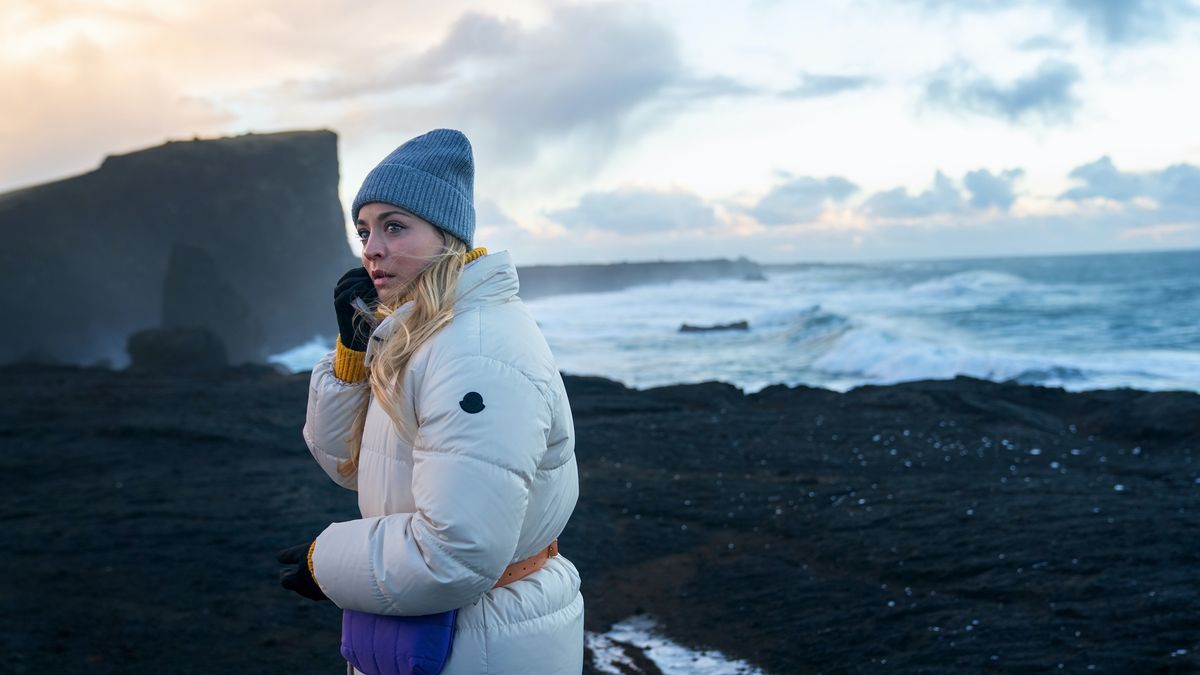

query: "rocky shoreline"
(2, 364), (1197, 673)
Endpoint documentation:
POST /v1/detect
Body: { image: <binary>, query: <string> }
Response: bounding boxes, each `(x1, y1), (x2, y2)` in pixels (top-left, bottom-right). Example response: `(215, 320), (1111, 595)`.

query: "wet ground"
(2, 365), (1197, 673)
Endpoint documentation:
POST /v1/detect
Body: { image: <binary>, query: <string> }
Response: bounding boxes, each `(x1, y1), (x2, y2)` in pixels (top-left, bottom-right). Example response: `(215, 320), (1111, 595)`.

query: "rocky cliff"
(0, 130), (356, 366)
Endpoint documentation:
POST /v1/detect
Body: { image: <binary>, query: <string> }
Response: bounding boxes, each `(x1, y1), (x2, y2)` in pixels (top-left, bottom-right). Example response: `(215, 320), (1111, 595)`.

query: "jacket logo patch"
(459, 392), (485, 414)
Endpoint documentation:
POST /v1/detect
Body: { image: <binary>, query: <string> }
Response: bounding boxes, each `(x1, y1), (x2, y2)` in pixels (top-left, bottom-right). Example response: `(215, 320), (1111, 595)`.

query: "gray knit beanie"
(351, 129), (476, 248)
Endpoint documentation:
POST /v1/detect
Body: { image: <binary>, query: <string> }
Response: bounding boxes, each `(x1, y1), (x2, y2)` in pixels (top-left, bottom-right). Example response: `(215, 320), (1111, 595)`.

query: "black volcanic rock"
(2, 367), (1198, 674)
(127, 326), (227, 372)
(0, 130), (356, 366)
(679, 320), (749, 333)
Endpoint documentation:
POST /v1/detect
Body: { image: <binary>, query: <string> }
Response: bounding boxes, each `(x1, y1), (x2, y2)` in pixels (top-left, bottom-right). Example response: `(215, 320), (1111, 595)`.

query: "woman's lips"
(371, 274), (395, 286)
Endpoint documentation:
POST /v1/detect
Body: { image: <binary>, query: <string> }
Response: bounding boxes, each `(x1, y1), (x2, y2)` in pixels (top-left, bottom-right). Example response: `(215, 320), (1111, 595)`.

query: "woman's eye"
(385, 221), (405, 234)
(357, 230), (370, 241)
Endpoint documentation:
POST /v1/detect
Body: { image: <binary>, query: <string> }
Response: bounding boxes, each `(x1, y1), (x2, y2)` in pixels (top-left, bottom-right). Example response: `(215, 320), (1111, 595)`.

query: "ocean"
(271, 249), (1200, 394)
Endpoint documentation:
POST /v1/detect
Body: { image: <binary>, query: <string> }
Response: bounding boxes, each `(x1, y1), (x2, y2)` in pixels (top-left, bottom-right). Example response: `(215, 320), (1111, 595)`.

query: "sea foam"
(587, 615), (767, 674)
(270, 251), (1200, 394)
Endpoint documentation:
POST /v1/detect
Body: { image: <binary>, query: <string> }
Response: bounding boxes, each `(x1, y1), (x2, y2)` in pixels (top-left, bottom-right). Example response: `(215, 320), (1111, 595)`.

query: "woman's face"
(356, 202), (446, 299)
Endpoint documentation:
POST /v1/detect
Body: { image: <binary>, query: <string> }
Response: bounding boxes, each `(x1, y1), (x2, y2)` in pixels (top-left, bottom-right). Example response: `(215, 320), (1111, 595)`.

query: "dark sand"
(2, 364), (1197, 673)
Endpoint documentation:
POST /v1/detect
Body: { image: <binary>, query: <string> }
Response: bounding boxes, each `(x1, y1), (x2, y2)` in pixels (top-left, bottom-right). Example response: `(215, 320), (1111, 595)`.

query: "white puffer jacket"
(302, 251), (584, 674)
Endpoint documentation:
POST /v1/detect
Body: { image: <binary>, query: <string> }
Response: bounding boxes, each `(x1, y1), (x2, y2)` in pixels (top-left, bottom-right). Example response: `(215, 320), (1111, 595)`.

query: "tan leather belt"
(493, 539), (558, 588)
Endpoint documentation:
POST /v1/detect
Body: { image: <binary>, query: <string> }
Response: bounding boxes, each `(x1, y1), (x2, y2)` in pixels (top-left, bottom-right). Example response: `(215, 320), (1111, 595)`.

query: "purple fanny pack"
(340, 608), (458, 675)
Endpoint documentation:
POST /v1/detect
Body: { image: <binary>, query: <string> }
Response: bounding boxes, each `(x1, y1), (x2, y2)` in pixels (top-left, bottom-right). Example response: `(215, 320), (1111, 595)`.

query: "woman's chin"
(377, 282), (407, 305)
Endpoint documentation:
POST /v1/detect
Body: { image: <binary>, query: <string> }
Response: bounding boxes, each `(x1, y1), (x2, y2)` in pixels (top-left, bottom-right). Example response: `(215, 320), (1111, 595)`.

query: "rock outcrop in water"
(0, 130), (357, 366)
(679, 320), (750, 333)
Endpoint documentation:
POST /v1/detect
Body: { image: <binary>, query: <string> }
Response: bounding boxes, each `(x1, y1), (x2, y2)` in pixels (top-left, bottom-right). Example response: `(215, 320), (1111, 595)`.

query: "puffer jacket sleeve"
(302, 350), (369, 491)
(310, 354), (551, 615)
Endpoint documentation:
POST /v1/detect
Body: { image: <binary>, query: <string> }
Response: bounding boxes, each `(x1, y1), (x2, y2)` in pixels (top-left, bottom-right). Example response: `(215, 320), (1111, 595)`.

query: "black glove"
(277, 541), (327, 602)
(334, 267), (378, 351)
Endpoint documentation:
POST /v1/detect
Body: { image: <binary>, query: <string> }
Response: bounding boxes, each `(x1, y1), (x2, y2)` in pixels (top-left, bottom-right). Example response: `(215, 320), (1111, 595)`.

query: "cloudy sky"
(3, 0), (1199, 264)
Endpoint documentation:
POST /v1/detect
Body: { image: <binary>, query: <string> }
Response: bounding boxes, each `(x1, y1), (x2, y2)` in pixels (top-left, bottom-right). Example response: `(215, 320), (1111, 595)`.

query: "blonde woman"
(277, 129), (584, 674)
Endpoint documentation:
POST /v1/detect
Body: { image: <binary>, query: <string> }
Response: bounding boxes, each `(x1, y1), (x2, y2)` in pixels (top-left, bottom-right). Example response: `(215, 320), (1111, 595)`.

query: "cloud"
(1059, 0), (1196, 44)
(963, 168), (1024, 210)
(0, 0), (475, 192)
(739, 166), (1024, 227)
(746, 175), (859, 225)
(298, 12), (525, 98)
(519, 158), (1198, 261)
(409, 4), (683, 139)
(19, 0), (455, 91)
(477, 198), (516, 227)
(739, 166), (1023, 227)
(7, 0), (167, 31)
(1061, 156), (1200, 211)
(0, 0), (766, 225)
(0, 37), (233, 190)
(548, 188), (718, 234)
(1118, 223), (1200, 242)
(294, 4), (753, 168)
(913, 0), (1196, 45)
(925, 59), (1081, 124)
(1156, 164), (1200, 210)
(668, 75), (761, 100)
(782, 72), (874, 99)
(863, 171), (966, 218)
(1017, 34), (1071, 51)
(1060, 156), (1148, 202)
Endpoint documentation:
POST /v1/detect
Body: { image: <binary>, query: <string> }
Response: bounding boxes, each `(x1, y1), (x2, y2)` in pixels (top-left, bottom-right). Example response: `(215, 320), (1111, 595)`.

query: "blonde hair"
(337, 234), (470, 476)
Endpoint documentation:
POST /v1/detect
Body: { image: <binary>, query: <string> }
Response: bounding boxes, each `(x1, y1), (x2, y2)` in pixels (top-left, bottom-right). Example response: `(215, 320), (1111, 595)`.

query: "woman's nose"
(362, 231), (384, 258)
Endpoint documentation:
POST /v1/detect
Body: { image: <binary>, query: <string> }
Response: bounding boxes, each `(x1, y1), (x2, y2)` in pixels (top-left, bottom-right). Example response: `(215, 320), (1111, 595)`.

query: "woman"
(277, 129), (584, 674)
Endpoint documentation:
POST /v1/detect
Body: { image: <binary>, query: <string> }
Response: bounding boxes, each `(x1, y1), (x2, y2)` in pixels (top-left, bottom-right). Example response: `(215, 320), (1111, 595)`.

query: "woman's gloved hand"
(277, 541), (327, 602)
(334, 267), (378, 352)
